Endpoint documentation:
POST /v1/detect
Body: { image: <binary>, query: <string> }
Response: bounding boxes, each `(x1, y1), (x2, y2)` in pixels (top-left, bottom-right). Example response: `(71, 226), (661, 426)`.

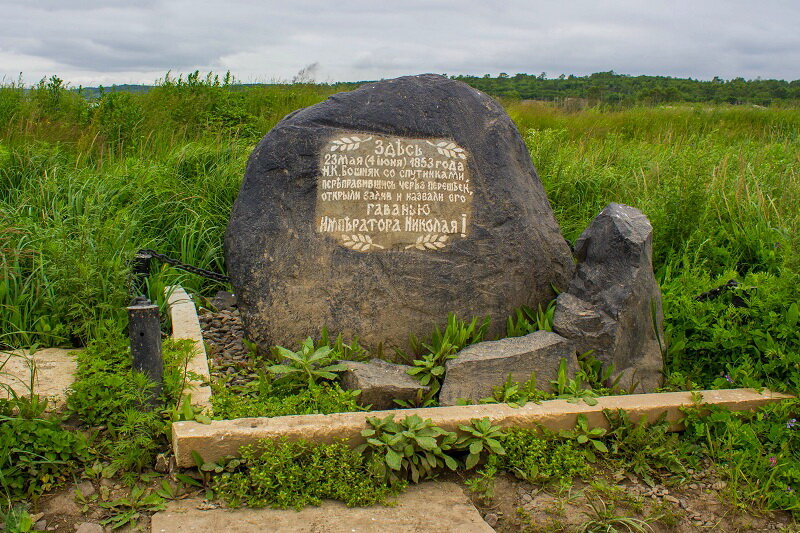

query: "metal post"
(127, 296), (163, 406)
(130, 250), (152, 297)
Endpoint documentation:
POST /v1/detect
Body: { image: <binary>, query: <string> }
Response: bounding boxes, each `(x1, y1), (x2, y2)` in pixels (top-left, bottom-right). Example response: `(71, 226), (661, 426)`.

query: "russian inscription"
(316, 133), (472, 252)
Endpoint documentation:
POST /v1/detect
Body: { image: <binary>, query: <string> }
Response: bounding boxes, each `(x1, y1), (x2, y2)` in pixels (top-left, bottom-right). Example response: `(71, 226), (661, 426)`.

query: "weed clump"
(0, 415), (90, 501)
(65, 336), (193, 476)
(211, 382), (363, 419)
(214, 439), (398, 509)
(500, 429), (593, 486)
(681, 399), (800, 514)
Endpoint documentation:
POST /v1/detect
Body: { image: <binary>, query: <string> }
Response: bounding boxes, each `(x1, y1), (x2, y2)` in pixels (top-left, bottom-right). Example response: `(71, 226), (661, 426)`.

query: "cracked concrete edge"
(172, 388), (792, 467)
(166, 285), (212, 411)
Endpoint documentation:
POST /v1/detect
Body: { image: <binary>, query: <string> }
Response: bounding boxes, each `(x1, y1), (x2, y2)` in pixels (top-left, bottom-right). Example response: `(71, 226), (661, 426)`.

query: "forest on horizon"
(68, 70), (800, 107)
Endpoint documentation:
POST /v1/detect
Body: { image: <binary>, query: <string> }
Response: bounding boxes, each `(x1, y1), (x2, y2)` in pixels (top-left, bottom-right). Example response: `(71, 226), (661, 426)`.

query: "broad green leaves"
(457, 417), (507, 471)
(268, 337), (348, 388)
(356, 414), (459, 485)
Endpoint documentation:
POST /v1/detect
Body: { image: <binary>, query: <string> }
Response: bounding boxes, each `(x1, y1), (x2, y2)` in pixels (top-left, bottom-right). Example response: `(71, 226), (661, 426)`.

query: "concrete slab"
(173, 388), (791, 467)
(150, 481), (494, 533)
(166, 286), (212, 410)
(0, 348), (77, 408)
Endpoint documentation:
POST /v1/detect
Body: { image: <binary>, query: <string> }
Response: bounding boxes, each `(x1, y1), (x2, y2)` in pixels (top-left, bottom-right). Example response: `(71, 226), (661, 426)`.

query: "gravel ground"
(198, 306), (259, 387)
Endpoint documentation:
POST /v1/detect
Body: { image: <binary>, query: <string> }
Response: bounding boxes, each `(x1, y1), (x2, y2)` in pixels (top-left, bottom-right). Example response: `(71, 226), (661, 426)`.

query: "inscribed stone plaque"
(316, 134), (472, 252)
(225, 74), (576, 353)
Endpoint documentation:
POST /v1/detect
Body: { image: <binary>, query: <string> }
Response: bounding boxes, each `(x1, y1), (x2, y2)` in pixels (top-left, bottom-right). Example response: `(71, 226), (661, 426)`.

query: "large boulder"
(225, 74), (574, 353)
(553, 203), (664, 392)
(438, 331), (578, 406)
(339, 359), (429, 410)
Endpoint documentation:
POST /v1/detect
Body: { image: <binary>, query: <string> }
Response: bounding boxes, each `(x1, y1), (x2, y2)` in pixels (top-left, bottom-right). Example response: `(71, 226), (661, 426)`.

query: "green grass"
(516, 102), (799, 273)
(0, 75), (798, 396)
(515, 102), (799, 392)
(0, 77), (338, 347)
(1, 79), (797, 522)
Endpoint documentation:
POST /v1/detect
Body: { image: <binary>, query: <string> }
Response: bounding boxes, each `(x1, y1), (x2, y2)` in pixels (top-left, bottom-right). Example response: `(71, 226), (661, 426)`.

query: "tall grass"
(0, 76), (337, 347)
(512, 102), (799, 389)
(517, 105), (799, 274)
(1, 77), (798, 392)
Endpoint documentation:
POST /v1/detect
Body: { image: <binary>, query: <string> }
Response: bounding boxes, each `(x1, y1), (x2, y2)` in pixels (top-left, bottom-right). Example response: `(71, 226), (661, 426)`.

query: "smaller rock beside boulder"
(339, 359), (429, 410)
(553, 203), (664, 392)
(552, 293), (614, 349)
(438, 331), (579, 406)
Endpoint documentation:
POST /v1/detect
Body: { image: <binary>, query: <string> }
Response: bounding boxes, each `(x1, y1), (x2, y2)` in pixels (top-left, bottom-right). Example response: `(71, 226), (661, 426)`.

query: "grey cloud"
(0, 0), (798, 85)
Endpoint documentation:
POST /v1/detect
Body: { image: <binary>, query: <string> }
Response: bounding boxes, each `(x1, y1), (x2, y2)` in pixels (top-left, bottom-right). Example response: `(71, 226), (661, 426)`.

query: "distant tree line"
(65, 70), (800, 107)
(451, 71), (800, 106)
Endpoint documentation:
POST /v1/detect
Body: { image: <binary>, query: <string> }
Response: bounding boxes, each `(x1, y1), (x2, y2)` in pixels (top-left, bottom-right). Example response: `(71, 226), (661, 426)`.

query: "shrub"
(67, 337), (192, 426)
(356, 414), (458, 485)
(211, 382), (362, 419)
(663, 270), (800, 392)
(214, 439), (397, 509)
(499, 429), (592, 486)
(66, 336), (192, 475)
(68, 370), (156, 427)
(93, 92), (144, 150)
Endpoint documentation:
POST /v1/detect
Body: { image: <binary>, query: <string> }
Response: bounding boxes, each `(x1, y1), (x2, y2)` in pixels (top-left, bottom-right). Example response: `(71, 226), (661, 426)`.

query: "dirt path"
(27, 469), (797, 532)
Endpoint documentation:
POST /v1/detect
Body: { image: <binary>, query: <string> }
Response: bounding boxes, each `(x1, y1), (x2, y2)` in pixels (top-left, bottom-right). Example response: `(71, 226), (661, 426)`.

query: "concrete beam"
(150, 482), (493, 533)
(166, 286), (212, 410)
(172, 388), (790, 467)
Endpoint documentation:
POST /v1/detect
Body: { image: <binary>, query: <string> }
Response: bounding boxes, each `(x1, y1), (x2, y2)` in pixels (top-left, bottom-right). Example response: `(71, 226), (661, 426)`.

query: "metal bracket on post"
(127, 296), (163, 407)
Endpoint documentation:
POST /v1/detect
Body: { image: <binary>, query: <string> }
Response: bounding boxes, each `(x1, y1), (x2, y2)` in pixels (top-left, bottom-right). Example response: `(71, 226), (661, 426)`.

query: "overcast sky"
(1, 0), (799, 87)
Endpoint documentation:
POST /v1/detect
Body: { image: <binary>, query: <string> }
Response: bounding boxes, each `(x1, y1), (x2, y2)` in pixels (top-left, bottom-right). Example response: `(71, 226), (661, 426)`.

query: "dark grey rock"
(339, 359), (429, 410)
(438, 331), (579, 406)
(551, 293), (615, 351)
(553, 203), (664, 392)
(211, 290), (237, 310)
(225, 73), (574, 354)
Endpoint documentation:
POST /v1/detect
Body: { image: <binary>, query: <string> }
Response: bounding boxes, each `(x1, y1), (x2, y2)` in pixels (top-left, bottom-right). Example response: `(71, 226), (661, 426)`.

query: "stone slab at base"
(0, 348), (77, 409)
(173, 388), (791, 468)
(166, 286), (212, 410)
(150, 481), (494, 533)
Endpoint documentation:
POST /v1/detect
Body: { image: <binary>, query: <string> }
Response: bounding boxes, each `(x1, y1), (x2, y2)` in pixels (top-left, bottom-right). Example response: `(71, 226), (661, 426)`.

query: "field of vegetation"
(457, 71), (800, 106)
(1, 74), (799, 529)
